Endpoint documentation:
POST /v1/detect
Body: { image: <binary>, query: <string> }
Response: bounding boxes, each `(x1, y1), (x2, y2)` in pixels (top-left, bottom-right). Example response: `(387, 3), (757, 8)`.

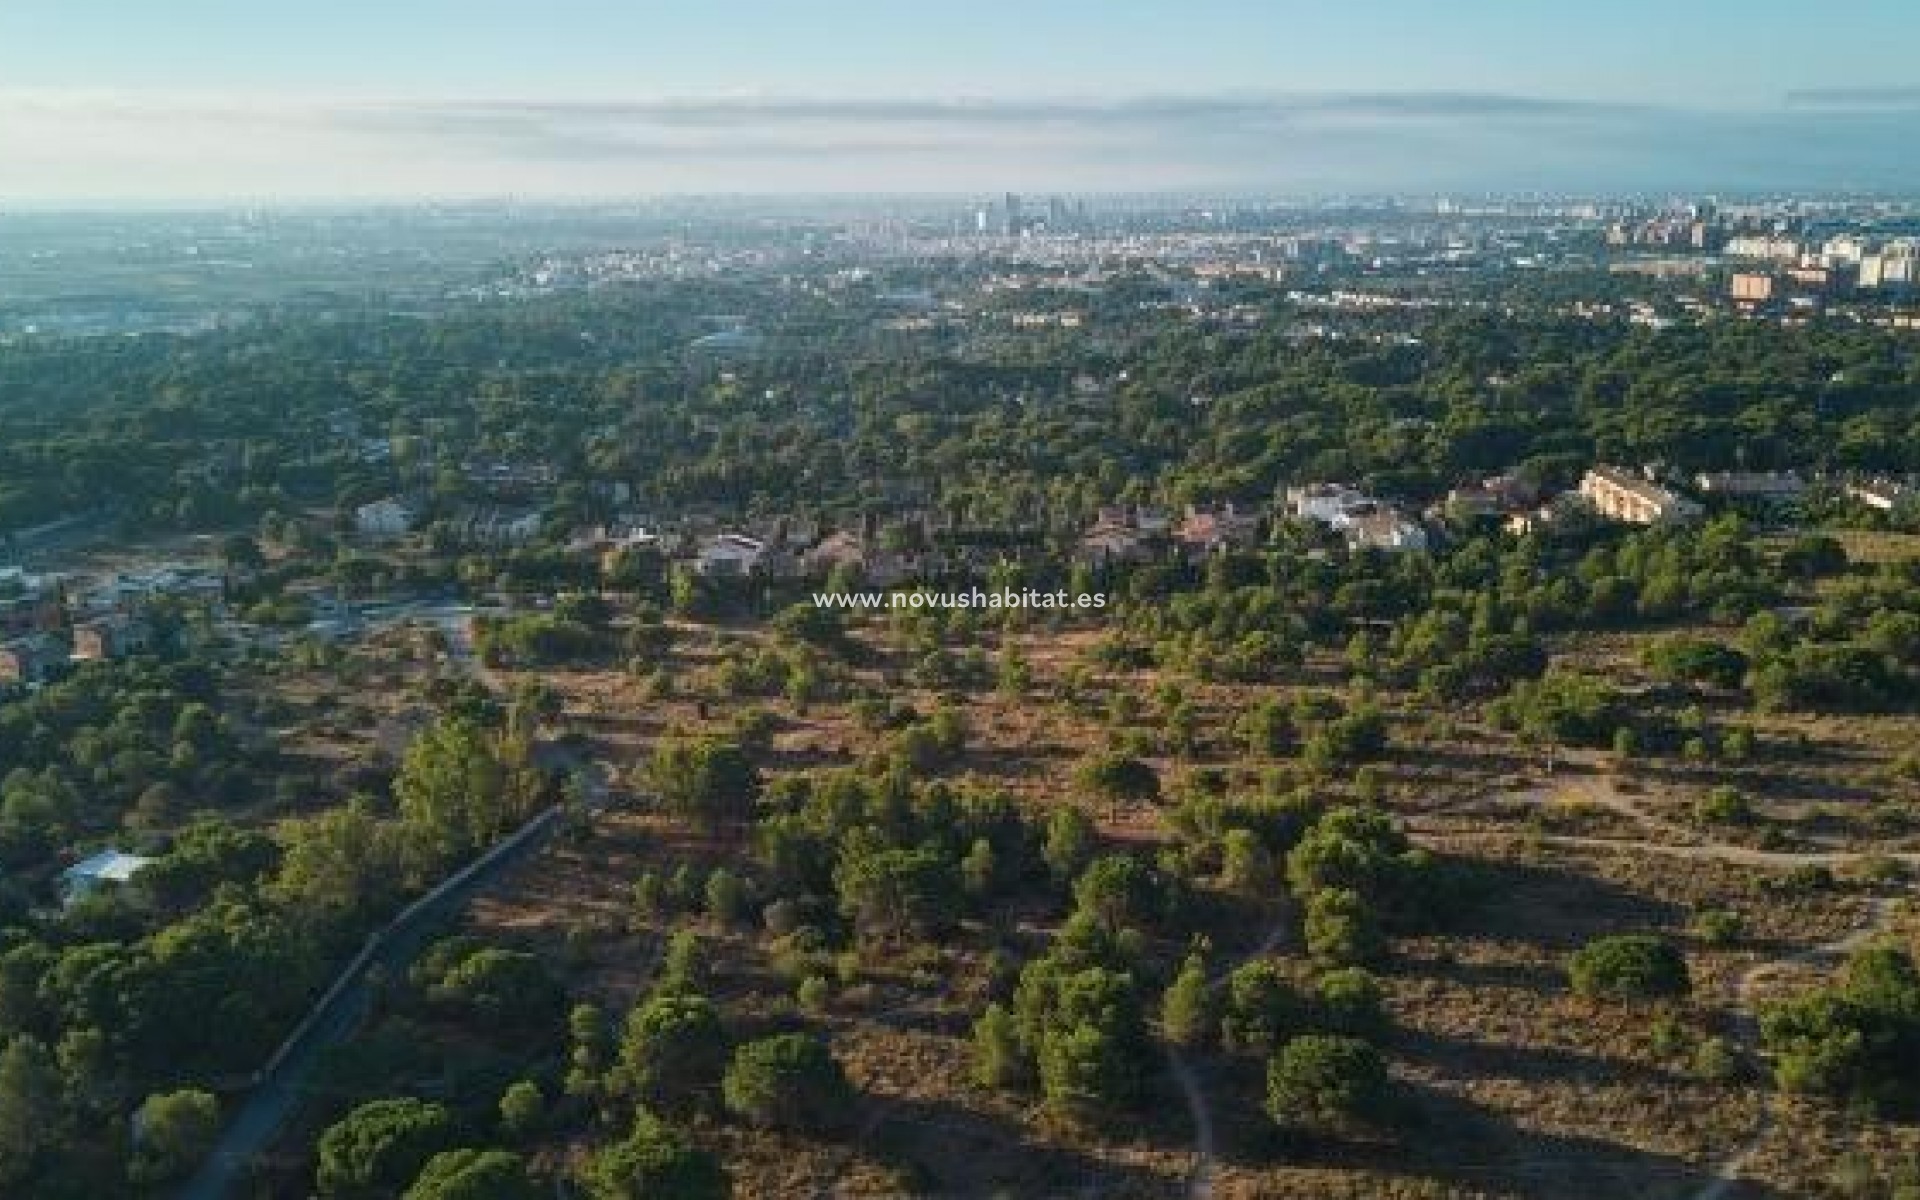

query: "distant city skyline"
(3, 1), (1919, 201)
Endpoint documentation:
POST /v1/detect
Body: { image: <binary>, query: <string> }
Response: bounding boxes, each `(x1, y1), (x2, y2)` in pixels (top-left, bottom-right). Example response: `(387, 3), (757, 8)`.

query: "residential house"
(1441, 473), (1540, 522)
(71, 614), (151, 662)
(0, 634), (67, 685)
(1173, 503), (1263, 554)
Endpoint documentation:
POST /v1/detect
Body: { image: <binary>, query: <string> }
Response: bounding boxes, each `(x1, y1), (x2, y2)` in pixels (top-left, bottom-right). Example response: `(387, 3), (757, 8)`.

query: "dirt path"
(1437, 770), (1912, 1200)
(1692, 895), (1902, 1200)
(1165, 919), (1291, 1199)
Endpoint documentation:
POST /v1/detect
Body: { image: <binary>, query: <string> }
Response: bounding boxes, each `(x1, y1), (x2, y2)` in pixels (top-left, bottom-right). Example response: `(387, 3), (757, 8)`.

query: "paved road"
(176, 803), (567, 1200)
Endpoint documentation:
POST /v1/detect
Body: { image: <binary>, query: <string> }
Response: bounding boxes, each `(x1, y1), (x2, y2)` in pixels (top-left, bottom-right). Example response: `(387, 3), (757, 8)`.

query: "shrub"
(1567, 935), (1690, 1002)
(404, 1149), (540, 1200)
(1315, 968), (1388, 1037)
(316, 1098), (460, 1199)
(581, 1113), (727, 1200)
(1220, 961), (1304, 1054)
(1264, 1035), (1391, 1133)
(616, 992), (727, 1114)
(721, 1034), (853, 1131)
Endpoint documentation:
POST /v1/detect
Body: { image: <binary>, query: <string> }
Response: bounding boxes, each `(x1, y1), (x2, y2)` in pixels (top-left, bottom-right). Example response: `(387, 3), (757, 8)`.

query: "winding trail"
(1164, 919), (1291, 1199)
(1435, 769), (1914, 1200)
(1692, 895), (1902, 1200)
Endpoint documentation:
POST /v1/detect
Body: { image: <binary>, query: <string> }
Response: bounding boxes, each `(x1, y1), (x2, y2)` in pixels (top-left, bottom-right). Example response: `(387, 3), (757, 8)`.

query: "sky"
(2, 0), (1918, 201)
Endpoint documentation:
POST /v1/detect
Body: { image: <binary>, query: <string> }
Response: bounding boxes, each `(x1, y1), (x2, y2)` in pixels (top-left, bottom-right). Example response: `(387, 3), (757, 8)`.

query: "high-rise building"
(1002, 192), (1024, 237)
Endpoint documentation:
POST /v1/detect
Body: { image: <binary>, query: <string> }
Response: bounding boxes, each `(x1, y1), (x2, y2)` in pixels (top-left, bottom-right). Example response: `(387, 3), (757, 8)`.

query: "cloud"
(0, 89), (1914, 199)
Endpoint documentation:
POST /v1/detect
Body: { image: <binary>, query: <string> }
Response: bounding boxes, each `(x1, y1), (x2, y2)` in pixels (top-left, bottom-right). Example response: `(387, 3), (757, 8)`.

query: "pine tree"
(1161, 951), (1214, 1047)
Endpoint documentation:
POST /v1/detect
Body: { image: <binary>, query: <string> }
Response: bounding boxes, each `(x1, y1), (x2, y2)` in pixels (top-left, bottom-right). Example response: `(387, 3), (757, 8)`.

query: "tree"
(566, 1003), (611, 1105)
(1567, 935), (1691, 1002)
(1161, 951), (1214, 1048)
(0, 1036), (60, 1184)
(1759, 941), (1920, 1112)
(1315, 968), (1388, 1037)
(1043, 806), (1096, 883)
(971, 1002), (1027, 1088)
(834, 844), (961, 943)
(649, 737), (758, 832)
(131, 1088), (220, 1184)
(404, 1149), (540, 1200)
(616, 992), (727, 1115)
(424, 947), (565, 1031)
(1304, 888), (1386, 967)
(1072, 854), (1159, 931)
(721, 1033), (854, 1131)
(1075, 752), (1160, 807)
(395, 716), (539, 866)
(1219, 828), (1274, 896)
(498, 1079), (545, 1140)
(1221, 960), (1303, 1054)
(704, 867), (750, 925)
(582, 1113), (727, 1200)
(316, 1098), (460, 1200)
(1265, 1035), (1391, 1134)
(960, 837), (998, 899)
(1285, 806), (1415, 902)
(1033, 967), (1151, 1117)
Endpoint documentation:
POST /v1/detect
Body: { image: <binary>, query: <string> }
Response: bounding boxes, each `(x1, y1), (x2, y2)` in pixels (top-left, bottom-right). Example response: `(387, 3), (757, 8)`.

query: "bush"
(1315, 968), (1388, 1037)
(316, 1098), (460, 1199)
(1691, 909), (1743, 947)
(404, 1149), (540, 1200)
(1304, 887), (1386, 967)
(1567, 935), (1690, 1002)
(498, 1079), (544, 1139)
(582, 1113), (727, 1200)
(721, 1034), (853, 1131)
(130, 1088), (220, 1184)
(1264, 1035), (1391, 1133)
(971, 1002), (1027, 1088)
(1160, 952), (1214, 1048)
(1220, 961), (1304, 1054)
(1693, 786), (1752, 826)
(616, 992), (727, 1114)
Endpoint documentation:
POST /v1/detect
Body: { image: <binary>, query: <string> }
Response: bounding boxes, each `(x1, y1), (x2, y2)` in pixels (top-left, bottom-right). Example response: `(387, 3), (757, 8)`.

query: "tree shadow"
(854, 1090), (1184, 1197)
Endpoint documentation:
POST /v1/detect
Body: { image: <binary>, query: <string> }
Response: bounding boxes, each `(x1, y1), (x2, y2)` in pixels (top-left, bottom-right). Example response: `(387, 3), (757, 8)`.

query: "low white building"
(1848, 480), (1913, 512)
(355, 498), (419, 539)
(60, 850), (155, 905)
(1285, 483), (1375, 526)
(1695, 471), (1804, 501)
(1344, 511), (1430, 553)
(694, 533), (768, 577)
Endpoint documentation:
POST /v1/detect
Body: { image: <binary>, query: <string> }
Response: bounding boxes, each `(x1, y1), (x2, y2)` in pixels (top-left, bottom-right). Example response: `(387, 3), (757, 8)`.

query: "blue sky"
(2, 1), (1917, 199)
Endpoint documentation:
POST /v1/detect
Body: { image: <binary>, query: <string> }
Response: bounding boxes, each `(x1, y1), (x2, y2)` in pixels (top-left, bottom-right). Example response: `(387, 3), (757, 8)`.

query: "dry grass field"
(312, 599), (1920, 1200)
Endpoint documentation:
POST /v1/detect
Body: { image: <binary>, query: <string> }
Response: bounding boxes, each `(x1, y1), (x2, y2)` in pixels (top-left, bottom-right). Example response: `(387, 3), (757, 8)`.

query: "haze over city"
(5, 0), (1920, 200)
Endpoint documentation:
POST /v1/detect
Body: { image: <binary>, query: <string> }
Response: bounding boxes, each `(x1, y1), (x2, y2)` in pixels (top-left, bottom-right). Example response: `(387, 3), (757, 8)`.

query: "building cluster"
(0, 565), (168, 687)
(1076, 503), (1264, 565)
(1726, 233), (1920, 309)
(355, 496), (545, 548)
(1284, 485), (1430, 552)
